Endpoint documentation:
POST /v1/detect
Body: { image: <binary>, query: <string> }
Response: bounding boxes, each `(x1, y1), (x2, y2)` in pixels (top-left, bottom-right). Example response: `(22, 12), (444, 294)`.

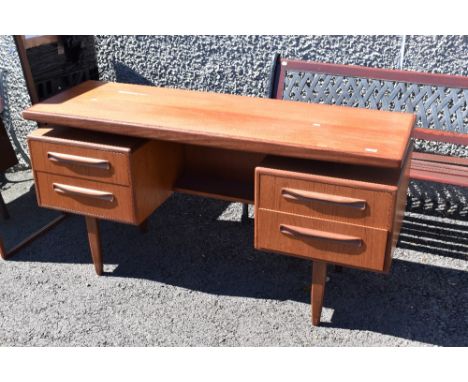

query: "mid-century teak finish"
(255, 155), (411, 275)
(28, 127), (182, 274)
(22, 80), (414, 326)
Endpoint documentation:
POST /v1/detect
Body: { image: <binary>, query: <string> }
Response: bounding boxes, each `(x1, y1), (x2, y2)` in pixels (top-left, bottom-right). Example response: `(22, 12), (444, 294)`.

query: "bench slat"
(410, 168), (468, 188)
(413, 128), (468, 147)
(411, 161), (468, 178)
(412, 152), (468, 167)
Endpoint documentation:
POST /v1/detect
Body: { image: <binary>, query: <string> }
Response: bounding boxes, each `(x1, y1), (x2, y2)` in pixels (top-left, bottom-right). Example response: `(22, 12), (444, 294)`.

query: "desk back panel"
(174, 146), (263, 203)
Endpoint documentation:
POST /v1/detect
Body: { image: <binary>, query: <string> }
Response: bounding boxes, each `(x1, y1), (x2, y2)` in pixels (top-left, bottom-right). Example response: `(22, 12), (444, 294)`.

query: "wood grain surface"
(29, 139), (133, 186)
(85, 216), (103, 275)
(35, 171), (136, 224)
(255, 209), (389, 271)
(29, 127), (181, 225)
(311, 261), (327, 326)
(384, 146), (412, 272)
(256, 169), (396, 230)
(23, 81), (415, 169)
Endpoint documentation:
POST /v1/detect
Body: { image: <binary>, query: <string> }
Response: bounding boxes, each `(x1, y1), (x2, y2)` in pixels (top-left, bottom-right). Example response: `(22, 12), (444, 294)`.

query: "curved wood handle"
(279, 224), (363, 248)
(48, 152), (111, 170)
(53, 183), (115, 202)
(281, 188), (367, 211)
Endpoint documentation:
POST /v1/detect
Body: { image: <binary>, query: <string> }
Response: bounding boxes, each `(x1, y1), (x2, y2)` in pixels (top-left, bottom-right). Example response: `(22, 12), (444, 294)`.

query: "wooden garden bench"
(267, 54), (468, 216)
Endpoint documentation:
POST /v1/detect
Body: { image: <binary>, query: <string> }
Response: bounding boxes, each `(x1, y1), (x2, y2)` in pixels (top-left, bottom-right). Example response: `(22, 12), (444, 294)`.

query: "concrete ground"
(0, 170), (467, 346)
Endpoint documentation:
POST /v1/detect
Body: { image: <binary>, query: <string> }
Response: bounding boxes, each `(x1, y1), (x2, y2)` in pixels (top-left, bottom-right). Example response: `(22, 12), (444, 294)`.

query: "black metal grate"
(283, 70), (468, 133)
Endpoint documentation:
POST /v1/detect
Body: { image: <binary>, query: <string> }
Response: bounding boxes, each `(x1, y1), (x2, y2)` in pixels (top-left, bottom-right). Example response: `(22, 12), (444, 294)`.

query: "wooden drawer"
(255, 157), (400, 230)
(35, 172), (136, 224)
(28, 127), (145, 186)
(255, 209), (389, 272)
(29, 127), (183, 225)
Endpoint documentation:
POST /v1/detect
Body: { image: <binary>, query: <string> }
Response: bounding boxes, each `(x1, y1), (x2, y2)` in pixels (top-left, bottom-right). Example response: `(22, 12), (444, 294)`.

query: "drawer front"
(255, 209), (388, 271)
(256, 173), (394, 229)
(35, 172), (136, 224)
(29, 140), (131, 186)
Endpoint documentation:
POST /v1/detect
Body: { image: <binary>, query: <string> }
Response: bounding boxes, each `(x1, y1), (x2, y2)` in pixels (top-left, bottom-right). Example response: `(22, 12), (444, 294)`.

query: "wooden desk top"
(23, 81), (414, 168)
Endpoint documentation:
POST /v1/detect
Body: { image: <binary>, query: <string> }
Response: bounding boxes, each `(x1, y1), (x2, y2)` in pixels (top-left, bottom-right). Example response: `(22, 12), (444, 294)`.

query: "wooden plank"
(22, 81), (415, 169)
(410, 168), (468, 188)
(281, 59), (468, 88)
(412, 152), (468, 167)
(411, 166), (468, 181)
(23, 35), (59, 50)
(411, 160), (468, 177)
(0, 214), (67, 260)
(13, 36), (39, 105)
(412, 128), (468, 146)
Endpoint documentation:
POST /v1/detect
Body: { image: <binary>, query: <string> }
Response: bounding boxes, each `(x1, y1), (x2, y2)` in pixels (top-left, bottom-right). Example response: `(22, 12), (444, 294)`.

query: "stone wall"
(0, 35), (36, 167)
(1, 35), (466, 168)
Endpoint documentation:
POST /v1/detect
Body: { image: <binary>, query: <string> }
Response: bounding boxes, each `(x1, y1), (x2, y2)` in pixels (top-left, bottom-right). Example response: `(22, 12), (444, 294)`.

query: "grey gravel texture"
(0, 172), (467, 346)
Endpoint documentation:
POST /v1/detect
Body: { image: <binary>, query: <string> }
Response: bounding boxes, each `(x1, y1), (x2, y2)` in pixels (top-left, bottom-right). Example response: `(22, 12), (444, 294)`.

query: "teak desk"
(23, 81), (414, 326)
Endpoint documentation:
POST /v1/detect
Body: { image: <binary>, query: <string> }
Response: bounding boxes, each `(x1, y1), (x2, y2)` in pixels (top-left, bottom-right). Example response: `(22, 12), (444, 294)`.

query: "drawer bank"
(22, 80), (414, 326)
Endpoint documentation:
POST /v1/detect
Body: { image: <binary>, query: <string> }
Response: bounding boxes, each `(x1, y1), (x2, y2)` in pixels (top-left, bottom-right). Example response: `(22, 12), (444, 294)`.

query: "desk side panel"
(384, 146), (412, 272)
(131, 140), (183, 224)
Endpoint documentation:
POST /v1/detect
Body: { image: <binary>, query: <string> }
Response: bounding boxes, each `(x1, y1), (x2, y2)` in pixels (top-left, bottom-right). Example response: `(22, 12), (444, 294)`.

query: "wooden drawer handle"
(279, 224), (363, 248)
(48, 152), (111, 170)
(53, 183), (115, 202)
(281, 188), (367, 211)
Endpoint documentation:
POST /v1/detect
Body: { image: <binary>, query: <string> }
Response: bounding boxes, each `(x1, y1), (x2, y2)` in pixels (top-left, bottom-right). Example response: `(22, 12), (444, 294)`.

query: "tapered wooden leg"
(85, 216), (103, 276)
(0, 237), (6, 260)
(0, 192), (9, 220)
(138, 218), (149, 233)
(311, 261), (327, 326)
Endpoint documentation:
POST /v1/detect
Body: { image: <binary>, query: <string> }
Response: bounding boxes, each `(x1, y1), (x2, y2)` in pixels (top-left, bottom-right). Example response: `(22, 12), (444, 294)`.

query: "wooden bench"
(267, 54), (468, 216)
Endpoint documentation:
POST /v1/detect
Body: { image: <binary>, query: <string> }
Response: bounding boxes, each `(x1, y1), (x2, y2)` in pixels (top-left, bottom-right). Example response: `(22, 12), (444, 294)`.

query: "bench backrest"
(267, 54), (468, 146)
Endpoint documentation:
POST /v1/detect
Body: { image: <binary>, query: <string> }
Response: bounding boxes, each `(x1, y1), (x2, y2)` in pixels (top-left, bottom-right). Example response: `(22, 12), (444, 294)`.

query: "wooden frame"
(0, 214), (67, 260)
(0, 36), (67, 260)
(275, 58), (468, 98)
(23, 35), (59, 50)
(13, 36), (39, 104)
